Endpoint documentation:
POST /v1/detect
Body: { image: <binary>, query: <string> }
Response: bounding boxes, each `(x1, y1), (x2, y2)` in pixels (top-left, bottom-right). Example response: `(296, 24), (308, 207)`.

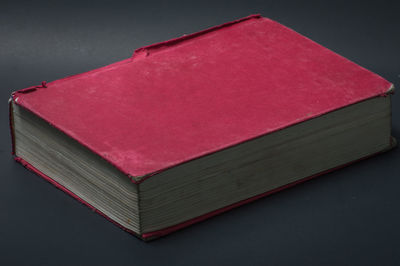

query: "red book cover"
(9, 15), (393, 239)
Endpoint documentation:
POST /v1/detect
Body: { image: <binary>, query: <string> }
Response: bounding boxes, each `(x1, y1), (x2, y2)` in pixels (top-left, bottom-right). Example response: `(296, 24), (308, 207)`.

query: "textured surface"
(1, 1), (399, 265)
(12, 15), (392, 179)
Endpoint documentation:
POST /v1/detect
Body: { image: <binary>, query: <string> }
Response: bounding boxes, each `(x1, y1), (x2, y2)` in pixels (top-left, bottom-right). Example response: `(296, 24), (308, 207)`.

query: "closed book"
(9, 14), (395, 240)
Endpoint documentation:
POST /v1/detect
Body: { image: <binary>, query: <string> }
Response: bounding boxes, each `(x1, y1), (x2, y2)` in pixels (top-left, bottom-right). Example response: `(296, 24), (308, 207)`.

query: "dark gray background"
(1, 0), (399, 265)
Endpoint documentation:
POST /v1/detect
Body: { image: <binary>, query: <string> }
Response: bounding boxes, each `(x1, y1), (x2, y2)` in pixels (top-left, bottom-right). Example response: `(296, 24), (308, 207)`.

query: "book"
(9, 14), (395, 240)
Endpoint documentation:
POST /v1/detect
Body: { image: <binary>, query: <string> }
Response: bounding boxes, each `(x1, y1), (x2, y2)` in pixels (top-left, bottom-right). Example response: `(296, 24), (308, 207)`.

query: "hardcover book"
(9, 14), (395, 240)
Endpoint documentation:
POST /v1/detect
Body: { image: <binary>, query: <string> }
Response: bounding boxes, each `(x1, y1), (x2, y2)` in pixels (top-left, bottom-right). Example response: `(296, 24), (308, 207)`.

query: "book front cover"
(11, 15), (392, 180)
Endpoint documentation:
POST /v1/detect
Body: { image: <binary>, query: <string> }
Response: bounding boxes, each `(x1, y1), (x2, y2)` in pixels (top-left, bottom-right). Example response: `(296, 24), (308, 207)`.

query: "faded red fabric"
(10, 15), (393, 240)
(11, 14), (392, 180)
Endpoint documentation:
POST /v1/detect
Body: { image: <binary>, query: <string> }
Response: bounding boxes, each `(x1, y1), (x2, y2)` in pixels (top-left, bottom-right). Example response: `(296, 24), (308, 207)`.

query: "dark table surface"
(1, 1), (399, 265)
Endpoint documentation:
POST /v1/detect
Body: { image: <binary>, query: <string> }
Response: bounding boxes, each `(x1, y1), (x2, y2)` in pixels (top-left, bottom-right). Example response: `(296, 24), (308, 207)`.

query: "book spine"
(9, 81), (48, 155)
(8, 97), (16, 155)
